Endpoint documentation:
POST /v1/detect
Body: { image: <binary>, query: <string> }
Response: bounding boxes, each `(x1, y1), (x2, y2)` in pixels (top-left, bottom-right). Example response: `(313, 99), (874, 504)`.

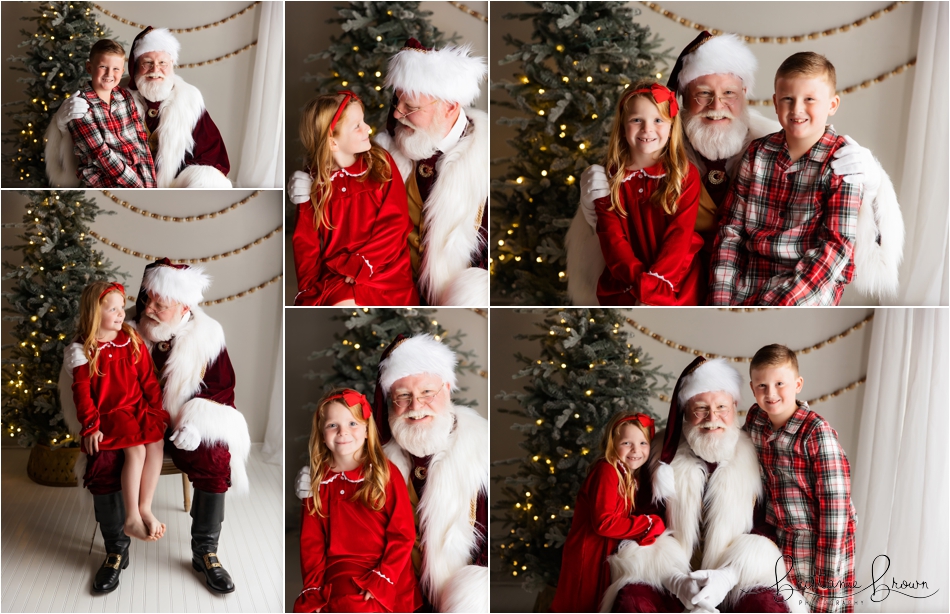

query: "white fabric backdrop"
(236, 0), (284, 188)
(888, 2), (949, 305)
(261, 306), (283, 466)
(852, 308), (948, 612)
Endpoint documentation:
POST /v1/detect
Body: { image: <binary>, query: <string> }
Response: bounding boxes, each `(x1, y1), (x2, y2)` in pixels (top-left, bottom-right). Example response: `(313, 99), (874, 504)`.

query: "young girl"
(71, 281), (169, 541)
(550, 412), (665, 613)
(595, 82), (706, 305)
(293, 92), (419, 307)
(294, 389), (421, 613)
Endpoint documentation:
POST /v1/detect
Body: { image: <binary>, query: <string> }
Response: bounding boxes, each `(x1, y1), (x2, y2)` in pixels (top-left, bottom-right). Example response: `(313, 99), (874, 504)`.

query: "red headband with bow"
(330, 91), (361, 133)
(619, 412), (656, 440)
(621, 83), (679, 118)
(99, 282), (126, 301)
(325, 389), (372, 420)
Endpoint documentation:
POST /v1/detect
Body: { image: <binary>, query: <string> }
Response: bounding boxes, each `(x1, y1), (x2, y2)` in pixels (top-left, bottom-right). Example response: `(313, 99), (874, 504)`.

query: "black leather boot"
(92, 492), (130, 593)
(190, 489), (235, 593)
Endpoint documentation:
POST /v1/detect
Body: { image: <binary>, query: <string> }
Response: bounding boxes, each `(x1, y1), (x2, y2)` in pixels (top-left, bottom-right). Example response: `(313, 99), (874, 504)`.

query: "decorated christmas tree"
(2, 1), (118, 187)
(304, 1), (456, 134)
(491, 2), (671, 304)
(493, 308), (673, 595)
(2, 191), (125, 447)
(304, 308), (482, 410)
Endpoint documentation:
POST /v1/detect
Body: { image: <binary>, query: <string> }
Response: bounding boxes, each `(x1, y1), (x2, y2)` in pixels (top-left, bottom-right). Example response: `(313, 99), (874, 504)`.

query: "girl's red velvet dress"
(595, 162), (706, 306)
(550, 459), (665, 613)
(293, 460), (421, 614)
(71, 330), (168, 449)
(293, 152), (419, 306)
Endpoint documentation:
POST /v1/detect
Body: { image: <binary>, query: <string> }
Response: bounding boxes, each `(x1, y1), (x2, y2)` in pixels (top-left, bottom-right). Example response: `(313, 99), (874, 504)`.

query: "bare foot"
(123, 514), (151, 541)
(140, 509), (165, 541)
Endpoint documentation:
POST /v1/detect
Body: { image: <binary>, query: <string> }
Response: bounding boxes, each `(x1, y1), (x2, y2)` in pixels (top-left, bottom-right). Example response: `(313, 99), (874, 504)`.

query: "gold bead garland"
(93, 2), (260, 33)
(748, 59), (917, 105)
(626, 313), (874, 361)
(122, 271), (282, 306)
(717, 308), (774, 312)
(177, 42), (258, 69)
(639, 1), (907, 42)
(89, 226), (281, 263)
(471, 308), (487, 318)
(447, 1), (488, 23)
(100, 190), (260, 222)
(656, 377), (865, 406)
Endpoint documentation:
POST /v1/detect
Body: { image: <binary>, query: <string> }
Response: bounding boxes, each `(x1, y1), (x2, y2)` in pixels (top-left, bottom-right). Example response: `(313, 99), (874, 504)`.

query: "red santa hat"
(666, 31), (757, 97)
(384, 37), (487, 107)
(135, 257), (211, 311)
(372, 333), (458, 445)
(129, 26), (180, 70)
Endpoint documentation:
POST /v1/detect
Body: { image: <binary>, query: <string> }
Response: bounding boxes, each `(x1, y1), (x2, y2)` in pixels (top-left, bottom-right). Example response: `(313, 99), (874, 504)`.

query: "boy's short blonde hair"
(774, 51), (836, 91)
(751, 344), (799, 376)
(89, 39), (126, 64)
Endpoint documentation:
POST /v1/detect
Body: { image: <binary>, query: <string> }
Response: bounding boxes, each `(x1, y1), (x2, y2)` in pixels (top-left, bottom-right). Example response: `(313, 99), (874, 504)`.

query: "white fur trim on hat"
(142, 263), (211, 307)
(134, 28), (181, 65)
(676, 33), (757, 97)
(676, 358), (743, 406)
(379, 334), (458, 397)
(385, 44), (487, 107)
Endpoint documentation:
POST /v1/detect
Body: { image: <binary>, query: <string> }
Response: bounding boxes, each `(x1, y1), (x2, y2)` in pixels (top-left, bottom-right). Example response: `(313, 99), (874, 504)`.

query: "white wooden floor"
(2, 444), (283, 613)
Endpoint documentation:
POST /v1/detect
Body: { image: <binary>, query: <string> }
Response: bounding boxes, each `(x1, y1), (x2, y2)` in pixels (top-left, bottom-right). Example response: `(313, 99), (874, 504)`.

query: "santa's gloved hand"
(831, 135), (881, 195)
(690, 566), (739, 611)
(579, 164), (609, 229)
(288, 170), (313, 205)
(169, 424), (200, 451)
(690, 596), (721, 614)
(55, 94), (89, 131)
(663, 572), (701, 611)
(295, 465), (312, 500)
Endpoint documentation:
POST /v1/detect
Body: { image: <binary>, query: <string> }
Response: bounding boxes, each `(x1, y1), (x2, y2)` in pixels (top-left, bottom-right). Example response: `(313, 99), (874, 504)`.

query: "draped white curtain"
(236, 1), (284, 188)
(887, 2), (949, 305)
(261, 302), (283, 466)
(852, 309), (948, 612)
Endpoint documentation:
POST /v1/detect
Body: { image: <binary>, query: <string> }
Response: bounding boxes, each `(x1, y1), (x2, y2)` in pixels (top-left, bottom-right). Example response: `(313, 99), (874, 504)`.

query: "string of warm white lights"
(749, 59), (916, 106)
(639, 1), (907, 42)
(100, 190), (260, 222)
(88, 226), (281, 263)
(626, 313), (874, 361)
(93, 2), (260, 33)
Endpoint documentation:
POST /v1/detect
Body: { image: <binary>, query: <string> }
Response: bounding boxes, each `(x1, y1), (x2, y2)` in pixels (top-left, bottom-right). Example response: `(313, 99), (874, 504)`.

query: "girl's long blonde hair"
(604, 81), (690, 217)
(307, 388), (390, 517)
(299, 94), (392, 231)
(599, 411), (654, 510)
(77, 281), (142, 377)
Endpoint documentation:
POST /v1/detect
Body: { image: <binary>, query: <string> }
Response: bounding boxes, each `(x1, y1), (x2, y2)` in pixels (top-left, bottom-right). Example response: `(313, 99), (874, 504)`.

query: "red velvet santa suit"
(594, 162), (705, 306)
(550, 459), (664, 613)
(293, 153), (419, 306)
(70, 330), (169, 450)
(294, 461), (421, 613)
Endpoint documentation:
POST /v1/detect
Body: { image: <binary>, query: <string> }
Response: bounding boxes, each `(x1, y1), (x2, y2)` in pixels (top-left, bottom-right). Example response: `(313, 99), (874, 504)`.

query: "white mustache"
(143, 72), (164, 79)
(697, 421), (727, 430)
(402, 408), (436, 420)
(144, 312), (162, 323)
(698, 109), (735, 121)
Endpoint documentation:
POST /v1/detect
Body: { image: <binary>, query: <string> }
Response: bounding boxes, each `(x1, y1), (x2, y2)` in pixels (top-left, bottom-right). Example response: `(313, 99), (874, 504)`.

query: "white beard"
(683, 105), (751, 161)
(389, 406), (455, 457)
(135, 73), (174, 103)
(683, 419), (741, 463)
(393, 116), (445, 161)
(137, 310), (189, 343)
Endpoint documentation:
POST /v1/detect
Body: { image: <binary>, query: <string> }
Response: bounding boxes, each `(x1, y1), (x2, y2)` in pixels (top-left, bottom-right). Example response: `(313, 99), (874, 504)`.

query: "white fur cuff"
(438, 565), (489, 613)
(601, 532), (691, 612)
(177, 397), (251, 495)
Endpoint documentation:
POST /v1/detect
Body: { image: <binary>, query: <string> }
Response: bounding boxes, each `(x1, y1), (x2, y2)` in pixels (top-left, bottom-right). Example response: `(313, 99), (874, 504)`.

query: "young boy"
(67, 39), (156, 188)
(744, 344), (857, 613)
(709, 52), (862, 305)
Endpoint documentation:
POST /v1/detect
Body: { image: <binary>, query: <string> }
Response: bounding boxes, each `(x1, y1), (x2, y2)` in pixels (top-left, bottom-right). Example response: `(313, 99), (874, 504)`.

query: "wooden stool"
(161, 454), (191, 512)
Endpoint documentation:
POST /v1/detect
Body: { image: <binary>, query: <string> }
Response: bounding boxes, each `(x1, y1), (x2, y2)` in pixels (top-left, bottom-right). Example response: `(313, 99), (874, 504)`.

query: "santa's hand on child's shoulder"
(288, 170), (314, 205)
(831, 135), (881, 194)
(295, 465), (311, 500)
(579, 164), (609, 229)
(55, 94), (89, 131)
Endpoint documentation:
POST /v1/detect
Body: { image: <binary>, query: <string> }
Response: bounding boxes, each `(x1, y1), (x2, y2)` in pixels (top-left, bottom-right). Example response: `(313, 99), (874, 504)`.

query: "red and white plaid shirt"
(67, 81), (156, 188)
(709, 127), (862, 305)
(744, 402), (857, 613)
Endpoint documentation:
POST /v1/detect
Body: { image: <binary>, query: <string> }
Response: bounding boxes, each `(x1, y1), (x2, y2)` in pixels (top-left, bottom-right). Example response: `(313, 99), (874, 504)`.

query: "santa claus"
(601, 357), (808, 613)
(46, 27), (231, 188)
(567, 32), (904, 303)
(290, 39), (488, 306)
(62, 259), (250, 594)
(296, 334), (489, 612)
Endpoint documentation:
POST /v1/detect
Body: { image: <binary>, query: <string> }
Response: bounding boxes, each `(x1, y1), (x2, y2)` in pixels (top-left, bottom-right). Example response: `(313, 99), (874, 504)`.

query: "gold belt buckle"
(104, 553), (122, 569)
(203, 553), (222, 569)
